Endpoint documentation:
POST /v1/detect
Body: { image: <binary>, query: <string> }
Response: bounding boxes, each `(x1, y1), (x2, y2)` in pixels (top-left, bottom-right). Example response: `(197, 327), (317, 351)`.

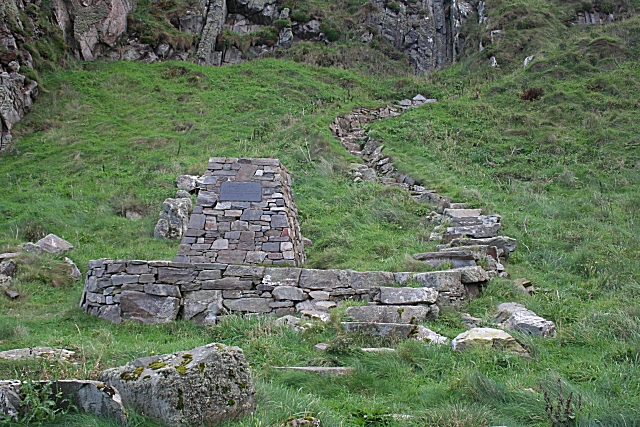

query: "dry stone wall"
(80, 259), (478, 324)
(174, 157), (305, 266)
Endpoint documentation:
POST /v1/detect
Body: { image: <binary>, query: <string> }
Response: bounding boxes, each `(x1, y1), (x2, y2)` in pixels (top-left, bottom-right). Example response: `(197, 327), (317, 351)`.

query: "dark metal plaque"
(220, 182), (262, 202)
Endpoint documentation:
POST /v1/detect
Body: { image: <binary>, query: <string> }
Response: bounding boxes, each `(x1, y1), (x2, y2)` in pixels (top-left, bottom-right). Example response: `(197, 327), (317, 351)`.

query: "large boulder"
(99, 343), (255, 427)
(154, 197), (192, 240)
(451, 328), (527, 354)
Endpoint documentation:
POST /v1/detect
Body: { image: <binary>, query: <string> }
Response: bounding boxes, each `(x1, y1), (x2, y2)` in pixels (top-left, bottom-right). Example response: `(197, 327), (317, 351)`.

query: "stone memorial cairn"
(175, 158), (305, 266)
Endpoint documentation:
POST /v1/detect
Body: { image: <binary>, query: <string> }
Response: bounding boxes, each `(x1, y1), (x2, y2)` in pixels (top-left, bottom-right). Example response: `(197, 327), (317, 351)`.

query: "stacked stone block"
(174, 158), (305, 266)
(81, 259), (483, 324)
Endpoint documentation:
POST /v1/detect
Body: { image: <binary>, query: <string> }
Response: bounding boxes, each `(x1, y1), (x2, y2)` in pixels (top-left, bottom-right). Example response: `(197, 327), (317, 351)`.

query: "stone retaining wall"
(81, 259), (476, 324)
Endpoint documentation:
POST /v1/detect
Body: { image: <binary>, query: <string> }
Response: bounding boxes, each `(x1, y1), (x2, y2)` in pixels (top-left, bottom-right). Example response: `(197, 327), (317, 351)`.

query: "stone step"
(361, 347), (396, 353)
(272, 366), (354, 376)
(444, 223), (501, 239)
(345, 305), (432, 324)
(342, 322), (416, 337)
(449, 215), (500, 227)
(438, 244), (501, 261)
(377, 286), (438, 305)
(412, 250), (477, 268)
(443, 208), (482, 218)
(446, 236), (517, 258)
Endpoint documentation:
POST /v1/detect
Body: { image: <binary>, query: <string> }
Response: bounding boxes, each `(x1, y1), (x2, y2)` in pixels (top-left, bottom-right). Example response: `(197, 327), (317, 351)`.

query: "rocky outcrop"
(365, 0), (474, 74)
(154, 195), (192, 240)
(99, 343), (255, 427)
(53, 0), (136, 61)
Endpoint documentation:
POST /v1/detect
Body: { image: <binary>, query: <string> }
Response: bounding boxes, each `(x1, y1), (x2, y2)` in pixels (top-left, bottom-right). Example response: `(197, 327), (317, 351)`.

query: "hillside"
(1, 0), (640, 426)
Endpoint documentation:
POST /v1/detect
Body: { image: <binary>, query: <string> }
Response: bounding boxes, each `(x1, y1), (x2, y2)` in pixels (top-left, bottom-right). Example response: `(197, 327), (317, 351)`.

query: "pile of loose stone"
(0, 234), (80, 300)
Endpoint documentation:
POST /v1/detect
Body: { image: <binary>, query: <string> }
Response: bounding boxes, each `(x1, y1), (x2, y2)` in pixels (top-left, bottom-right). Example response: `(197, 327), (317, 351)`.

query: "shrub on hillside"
(521, 87), (544, 101)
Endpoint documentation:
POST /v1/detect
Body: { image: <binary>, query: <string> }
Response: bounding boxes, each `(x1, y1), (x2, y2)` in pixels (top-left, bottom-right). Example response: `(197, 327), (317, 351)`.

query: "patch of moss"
(149, 361), (168, 370)
(120, 366), (144, 381)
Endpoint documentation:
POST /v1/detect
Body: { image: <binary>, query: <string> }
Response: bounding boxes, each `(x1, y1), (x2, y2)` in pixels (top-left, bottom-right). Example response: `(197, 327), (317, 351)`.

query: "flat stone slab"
(272, 366), (354, 376)
(412, 270), (462, 291)
(342, 322), (416, 337)
(412, 250), (477, 268)
(449, 236), (517, 257)
(346, 305), (430, 324)
(414, 326), (449, 344)
(0, 253), (20, 261)
(451, 328), (527, 354)
(453, 266), (489, 283)
(379, 287), (438, 305)
(0, 347), (75, 363)
(443, 208), (482, 218)
(361, 347), (396, 353)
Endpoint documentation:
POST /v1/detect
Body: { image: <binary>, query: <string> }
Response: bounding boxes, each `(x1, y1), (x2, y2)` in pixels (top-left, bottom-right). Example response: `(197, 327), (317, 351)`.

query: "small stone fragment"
(414, 325), (449, 344)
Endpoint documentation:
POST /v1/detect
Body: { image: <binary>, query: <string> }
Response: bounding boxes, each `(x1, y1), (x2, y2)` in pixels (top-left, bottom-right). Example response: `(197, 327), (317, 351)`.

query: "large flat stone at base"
(342, 322), (416, 338)
(379, 287), (438, 305)
(119, 291), (180, 324)
(0, 347), (75, 363)
(346, 305), (430, 324)
(412, 270), (462, 291)
(99, 343), (255, 427)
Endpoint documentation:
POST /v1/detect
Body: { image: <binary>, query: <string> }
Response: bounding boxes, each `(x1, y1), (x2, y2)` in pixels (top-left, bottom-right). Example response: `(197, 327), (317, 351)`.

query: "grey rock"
(99, 343), (255, 427)
(154, 198), (191, 240)
(64, 257), (82, 280)
(451, 328), (527, 354)
(143, 283), (181, 298)
(182, 290), (224, 325)
(274, 315), (300, 327)
(176, 175), (199, 192)
(454, 266), (489, 283)
(443, 208), (482, 218)
(379, 286), (438, 304)
(414, 325), (449, 344)
(0, 275), (11, 289)
(412, 250), (476, 268)
(119, 291), (180, 324)
(224, 297), (272, 313)
(35, 234), (74, 254)
(494, 303), (555, 337)
(449, 236), (518, 258)
(4, 289), (19, 299)
(20, 242), (45, 254)
(197, 0), (227, 65)
(0, 347), (75, 363)
(342, 322), (416, 338)
(0, 383), (20, 422)
(345, 305), (429, 324)
(412, 270), (462, 291)
(157, 267), (197, 284)
(461, 313), (482, 329)
(272, 285), (305, 301)
(0, 259), (16, 277)
(299, 269), (345, 289)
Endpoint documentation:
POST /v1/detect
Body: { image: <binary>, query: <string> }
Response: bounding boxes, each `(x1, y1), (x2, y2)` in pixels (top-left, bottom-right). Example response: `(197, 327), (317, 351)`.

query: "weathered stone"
(454, 266), (489, 283)
(0, 259), (16, 277)
(263, 267), (301, 286)
(342, 322), (416, 338)
(412, 270), (462, 291)
(299, 269), (345, 289)
(443, 208), (482, 218)
(64, 257), (82, 280)
(274, 315), (301, 328)
(224, 297), (272, 313)
(0, 347), (75, 363)
(0, 275), (12, 289)
(154, 198), (191, 240)
(98, 305), (122, 323)
(451, 328), (527, 354)
(119, 291), (180, 324)
(0, 382), (20, 422)
(272, 285), (305, 301)
(379, 287), (438, 305)
(176, 175), (199, 192)
(157, 267), (197, 284)
(412, 250), (476, 268)
(347, 270), (395, 289)
(449, 236), (518, 258)
(143, 283), (181, 298)
(182, 290), (223, 324)
(308, 291), (330, 301)
(198, 270), (222, 280)
(224, 265), (265, 278)
(461, 313), (482, 329)
(494, 303), (556, 337)
(414, 325), (449, 344)
(314, 300), (337, 310)
(202, 277), (253, 290)
(4, 289), (19, 299)
(99, 343), (255, 427)
(19, 242), (44, 254)
(345, 305), (429, 324)
(35, 234), (74, 254)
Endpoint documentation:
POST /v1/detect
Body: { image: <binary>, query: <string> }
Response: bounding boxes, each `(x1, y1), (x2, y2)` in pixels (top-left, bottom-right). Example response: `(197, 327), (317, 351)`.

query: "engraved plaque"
(220, 182), (262, 202)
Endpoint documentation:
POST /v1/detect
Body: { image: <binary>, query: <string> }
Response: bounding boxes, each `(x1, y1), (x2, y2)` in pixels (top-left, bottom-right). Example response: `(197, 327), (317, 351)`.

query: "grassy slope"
(1, 2), (640, 427)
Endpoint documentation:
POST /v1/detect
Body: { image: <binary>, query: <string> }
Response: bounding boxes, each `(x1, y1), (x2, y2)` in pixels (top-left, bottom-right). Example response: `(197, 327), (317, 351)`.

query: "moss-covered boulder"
(99, 343), (255, 426)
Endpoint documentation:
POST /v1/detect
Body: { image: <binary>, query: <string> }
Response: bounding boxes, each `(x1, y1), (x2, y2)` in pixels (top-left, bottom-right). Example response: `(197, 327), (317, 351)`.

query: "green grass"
(1, 1), (640, 425)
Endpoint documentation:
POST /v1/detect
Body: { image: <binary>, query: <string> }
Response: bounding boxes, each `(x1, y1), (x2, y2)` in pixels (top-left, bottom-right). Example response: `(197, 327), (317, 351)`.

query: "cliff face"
(365, 0), (474, 74)
(0, 0), (39, 152)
